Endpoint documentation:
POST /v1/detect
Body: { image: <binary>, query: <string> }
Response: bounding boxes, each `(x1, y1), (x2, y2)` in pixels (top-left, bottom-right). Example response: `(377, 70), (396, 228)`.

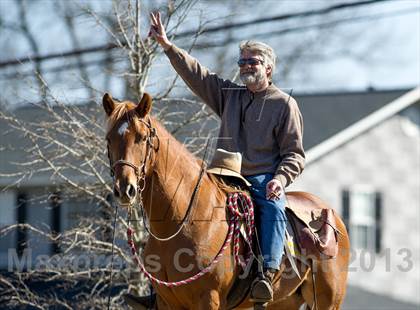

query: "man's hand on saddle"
(149, 11), (172, 51)
(266, 179), (284, 201)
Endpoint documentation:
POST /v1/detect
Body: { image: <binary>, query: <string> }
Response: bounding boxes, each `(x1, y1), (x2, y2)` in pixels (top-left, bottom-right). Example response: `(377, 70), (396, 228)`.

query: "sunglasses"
(237, 58), (264, 67)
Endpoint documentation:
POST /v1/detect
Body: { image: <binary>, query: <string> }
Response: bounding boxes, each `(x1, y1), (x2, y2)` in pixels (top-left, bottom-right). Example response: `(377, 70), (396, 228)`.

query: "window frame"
(342, 185), (383, 253)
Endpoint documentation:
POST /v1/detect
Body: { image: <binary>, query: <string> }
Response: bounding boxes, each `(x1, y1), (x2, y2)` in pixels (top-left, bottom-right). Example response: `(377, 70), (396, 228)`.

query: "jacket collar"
(246, 83), (277, 99)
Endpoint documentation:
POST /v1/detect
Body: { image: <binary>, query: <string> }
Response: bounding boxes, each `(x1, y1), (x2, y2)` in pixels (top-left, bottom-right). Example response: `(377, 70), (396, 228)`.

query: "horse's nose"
(113, 182), (137, 202)
(126, 183), (137, 200)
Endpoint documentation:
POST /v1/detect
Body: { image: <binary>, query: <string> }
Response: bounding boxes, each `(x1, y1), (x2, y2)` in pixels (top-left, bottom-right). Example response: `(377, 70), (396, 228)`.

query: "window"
(342, 186), (382, 253)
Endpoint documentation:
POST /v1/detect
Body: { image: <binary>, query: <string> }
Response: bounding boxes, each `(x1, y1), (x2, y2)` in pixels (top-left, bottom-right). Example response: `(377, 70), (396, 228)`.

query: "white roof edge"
(306, 86), (420, 164)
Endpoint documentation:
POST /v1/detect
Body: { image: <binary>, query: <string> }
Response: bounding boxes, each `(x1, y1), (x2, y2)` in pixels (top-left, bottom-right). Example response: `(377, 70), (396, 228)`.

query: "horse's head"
(103, 92), (158, 205)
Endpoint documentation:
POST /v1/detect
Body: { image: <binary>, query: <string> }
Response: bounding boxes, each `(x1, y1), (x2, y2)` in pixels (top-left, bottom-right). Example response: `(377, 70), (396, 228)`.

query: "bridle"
(107, 116), (160, 197)
(106, 114), (206, 241)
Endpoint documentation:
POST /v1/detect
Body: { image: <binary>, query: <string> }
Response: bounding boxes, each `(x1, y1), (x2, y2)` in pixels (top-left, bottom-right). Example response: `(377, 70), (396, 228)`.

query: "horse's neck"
(141, 120), (203, 231)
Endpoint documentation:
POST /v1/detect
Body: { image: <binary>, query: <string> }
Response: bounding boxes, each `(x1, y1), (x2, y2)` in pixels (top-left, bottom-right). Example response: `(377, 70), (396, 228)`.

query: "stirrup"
(249, 277), (273, 303)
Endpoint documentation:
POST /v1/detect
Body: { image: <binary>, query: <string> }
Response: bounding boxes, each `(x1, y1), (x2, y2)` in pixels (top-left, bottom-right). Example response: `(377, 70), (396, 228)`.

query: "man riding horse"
(149, 12), (305, 303)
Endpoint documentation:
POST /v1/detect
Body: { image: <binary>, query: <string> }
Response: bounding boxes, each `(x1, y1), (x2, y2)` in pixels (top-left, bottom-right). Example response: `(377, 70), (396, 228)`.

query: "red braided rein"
(126, 192), (254, 287)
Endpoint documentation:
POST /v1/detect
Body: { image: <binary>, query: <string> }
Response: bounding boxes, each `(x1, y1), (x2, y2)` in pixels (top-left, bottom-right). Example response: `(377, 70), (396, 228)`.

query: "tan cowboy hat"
(207, 149), (251, 186)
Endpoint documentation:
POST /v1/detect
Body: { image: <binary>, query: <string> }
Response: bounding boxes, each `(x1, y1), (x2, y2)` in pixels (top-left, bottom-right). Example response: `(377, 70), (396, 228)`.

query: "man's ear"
(135, 93), (152, 118)
(102, 93), (115, 116)
(266, 65), (272, 80)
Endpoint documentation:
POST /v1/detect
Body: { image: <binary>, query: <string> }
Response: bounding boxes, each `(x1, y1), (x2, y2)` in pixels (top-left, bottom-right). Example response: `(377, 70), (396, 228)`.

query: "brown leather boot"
(249, 269), (276, 303)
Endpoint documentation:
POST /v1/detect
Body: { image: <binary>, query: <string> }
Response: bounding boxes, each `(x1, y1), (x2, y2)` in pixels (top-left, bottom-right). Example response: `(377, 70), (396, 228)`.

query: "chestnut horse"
(103, 93), (350, 310)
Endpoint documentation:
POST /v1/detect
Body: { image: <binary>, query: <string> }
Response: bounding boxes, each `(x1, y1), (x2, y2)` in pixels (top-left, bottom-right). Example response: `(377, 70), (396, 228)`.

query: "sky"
(142, 0), (420, 97)
(183, 0), (420, 93)
(307, 0), (420, 91)
(0, 0), (419, 104)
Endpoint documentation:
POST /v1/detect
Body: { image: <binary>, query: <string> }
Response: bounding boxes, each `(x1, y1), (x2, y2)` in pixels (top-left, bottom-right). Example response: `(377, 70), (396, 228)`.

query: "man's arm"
(150, 12), (233, 116)
(273, 98), (306, 188)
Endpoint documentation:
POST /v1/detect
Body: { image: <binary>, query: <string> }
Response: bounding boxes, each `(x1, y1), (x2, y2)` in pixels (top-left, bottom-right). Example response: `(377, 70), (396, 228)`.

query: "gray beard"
(240, 70), (264, 85)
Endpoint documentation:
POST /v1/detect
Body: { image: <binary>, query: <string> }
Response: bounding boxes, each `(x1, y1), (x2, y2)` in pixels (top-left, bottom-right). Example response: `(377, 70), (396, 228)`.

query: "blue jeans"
(245, 173), (287, 270)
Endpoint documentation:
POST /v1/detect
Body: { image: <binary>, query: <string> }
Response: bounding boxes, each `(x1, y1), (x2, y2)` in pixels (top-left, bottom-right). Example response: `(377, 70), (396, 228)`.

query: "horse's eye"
(135, 133), (145, 143)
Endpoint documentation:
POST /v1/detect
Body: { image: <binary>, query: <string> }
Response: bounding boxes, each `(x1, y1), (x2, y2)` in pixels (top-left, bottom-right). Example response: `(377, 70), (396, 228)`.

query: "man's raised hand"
(149, 12), (172, 51)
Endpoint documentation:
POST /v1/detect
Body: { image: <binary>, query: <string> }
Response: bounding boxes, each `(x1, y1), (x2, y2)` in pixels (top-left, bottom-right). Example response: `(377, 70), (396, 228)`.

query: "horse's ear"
(103, 93), (115, 116)
(135, 93), (152, 118)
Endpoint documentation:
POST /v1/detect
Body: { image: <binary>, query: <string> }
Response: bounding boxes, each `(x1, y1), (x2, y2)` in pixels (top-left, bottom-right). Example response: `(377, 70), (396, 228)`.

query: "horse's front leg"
(195, 289), (222, 310)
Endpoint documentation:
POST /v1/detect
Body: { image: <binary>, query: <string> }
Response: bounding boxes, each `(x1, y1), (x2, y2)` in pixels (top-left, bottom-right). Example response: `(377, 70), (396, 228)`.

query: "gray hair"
(239, 40), (276, 81)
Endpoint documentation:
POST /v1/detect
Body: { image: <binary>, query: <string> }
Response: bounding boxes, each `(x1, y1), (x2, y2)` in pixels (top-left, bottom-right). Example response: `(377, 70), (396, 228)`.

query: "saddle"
(285, 205), (339, 260)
